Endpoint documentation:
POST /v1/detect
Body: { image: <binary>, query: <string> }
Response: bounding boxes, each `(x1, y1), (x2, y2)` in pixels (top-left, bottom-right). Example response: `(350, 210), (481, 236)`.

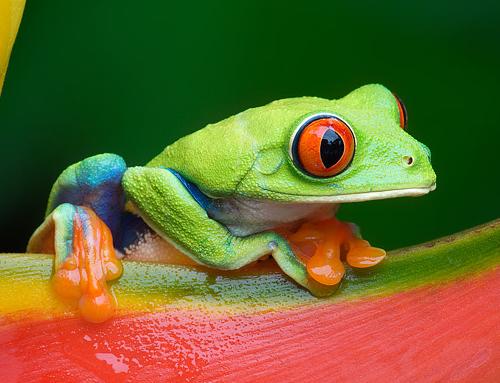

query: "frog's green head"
(150, 84), (436, 203)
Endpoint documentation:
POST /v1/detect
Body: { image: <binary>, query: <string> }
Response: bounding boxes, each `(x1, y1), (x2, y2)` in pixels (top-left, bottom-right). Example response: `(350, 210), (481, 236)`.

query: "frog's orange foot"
(281, 217), (386, 287)
(28, 204), (123, 323)
(307, 250), (345, 286)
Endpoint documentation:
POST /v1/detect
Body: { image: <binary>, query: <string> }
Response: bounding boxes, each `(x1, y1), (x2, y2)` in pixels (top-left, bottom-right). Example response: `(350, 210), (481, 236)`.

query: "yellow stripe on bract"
(1, 218), (499, 321)
(0, 0), (26, 94)
(0, 254), (306, 320)
(0, 276), (71, 321)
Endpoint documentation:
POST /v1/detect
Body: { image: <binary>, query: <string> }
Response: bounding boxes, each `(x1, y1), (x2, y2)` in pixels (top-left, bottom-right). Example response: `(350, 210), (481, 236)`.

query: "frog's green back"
(147, 84), (436, 201)
(147, 96), (332, 197)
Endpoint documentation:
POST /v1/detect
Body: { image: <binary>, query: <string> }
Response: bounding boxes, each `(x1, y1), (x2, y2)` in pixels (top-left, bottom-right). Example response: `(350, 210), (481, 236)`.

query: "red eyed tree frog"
(27, 84), (436, 322)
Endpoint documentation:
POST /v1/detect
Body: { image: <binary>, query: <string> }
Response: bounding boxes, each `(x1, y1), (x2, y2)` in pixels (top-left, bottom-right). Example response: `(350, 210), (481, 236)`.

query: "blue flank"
(164, 168), (213, 211)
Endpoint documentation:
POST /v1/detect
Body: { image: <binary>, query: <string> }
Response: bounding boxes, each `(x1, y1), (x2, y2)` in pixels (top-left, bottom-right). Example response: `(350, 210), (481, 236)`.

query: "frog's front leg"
(122, 167), (337, 297)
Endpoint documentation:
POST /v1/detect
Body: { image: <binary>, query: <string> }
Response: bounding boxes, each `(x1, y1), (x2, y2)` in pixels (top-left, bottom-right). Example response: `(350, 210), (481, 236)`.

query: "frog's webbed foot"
(282, 218), (386, 286)
(28, 203), (123, 323)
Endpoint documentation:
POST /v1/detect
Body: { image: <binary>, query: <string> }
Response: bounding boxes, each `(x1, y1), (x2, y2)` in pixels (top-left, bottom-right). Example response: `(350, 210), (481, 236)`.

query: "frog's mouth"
(261, 184), (436, 203)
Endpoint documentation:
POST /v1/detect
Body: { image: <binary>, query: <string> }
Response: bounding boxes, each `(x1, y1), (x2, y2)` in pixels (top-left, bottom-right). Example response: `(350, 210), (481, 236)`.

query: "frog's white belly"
(206, 198), (337, 236)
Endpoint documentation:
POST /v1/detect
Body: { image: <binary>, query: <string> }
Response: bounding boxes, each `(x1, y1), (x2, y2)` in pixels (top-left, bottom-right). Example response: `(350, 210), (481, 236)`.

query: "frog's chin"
(263, 184), (436, 203)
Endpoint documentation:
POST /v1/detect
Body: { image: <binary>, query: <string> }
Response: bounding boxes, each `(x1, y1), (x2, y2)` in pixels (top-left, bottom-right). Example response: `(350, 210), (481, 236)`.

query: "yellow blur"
(0, 0), (25, 94)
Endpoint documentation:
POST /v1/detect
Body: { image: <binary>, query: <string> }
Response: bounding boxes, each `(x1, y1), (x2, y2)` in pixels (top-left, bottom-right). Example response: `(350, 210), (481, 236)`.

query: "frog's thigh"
(122, 167), (337, 297)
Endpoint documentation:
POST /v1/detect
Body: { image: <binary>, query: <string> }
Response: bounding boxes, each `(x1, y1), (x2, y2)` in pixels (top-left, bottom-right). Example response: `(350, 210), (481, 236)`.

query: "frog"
(27, 84), (436, 323)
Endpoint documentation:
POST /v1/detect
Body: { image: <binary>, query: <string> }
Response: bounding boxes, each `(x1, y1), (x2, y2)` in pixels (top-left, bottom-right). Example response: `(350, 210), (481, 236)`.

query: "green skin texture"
(119, 84), (436, 297)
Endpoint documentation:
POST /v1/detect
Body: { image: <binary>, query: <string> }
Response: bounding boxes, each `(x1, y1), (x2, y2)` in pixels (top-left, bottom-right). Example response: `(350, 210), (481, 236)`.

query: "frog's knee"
(47, 153), (127, 234)
(48, 154), (126, 206)
(70, 153), (126, 187)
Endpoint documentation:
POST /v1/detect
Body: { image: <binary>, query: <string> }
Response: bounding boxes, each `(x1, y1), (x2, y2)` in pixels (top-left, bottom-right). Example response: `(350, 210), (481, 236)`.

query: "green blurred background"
(1, 0), (499, 252)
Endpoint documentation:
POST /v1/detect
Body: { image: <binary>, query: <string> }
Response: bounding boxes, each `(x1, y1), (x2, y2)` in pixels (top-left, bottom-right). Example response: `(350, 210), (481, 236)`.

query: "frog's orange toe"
(79, 290), (116, 323)
(105, 259), (123, 281)
(307, 250), (345, 285)
(52, 266), (82, 300)
(346, 246), (386, 268)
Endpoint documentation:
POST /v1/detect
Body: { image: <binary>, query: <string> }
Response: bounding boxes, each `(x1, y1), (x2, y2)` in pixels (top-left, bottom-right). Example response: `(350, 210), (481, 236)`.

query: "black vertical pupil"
(320, 129), (344, 168)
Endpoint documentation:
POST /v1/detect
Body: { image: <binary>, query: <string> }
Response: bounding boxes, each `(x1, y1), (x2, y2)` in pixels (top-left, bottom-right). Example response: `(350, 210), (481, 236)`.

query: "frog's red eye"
(394, 93), (408, 129)
(292, 116), (355, 178)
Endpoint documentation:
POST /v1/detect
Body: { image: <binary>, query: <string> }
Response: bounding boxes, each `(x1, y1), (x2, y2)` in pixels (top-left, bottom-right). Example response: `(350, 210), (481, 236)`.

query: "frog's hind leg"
(44, 153), (128, 240)
(28, 154), (127, 322)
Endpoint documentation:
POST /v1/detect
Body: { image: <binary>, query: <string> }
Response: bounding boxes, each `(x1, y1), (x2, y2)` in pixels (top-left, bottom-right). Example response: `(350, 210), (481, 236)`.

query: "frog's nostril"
(402, 155), (414, 167)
